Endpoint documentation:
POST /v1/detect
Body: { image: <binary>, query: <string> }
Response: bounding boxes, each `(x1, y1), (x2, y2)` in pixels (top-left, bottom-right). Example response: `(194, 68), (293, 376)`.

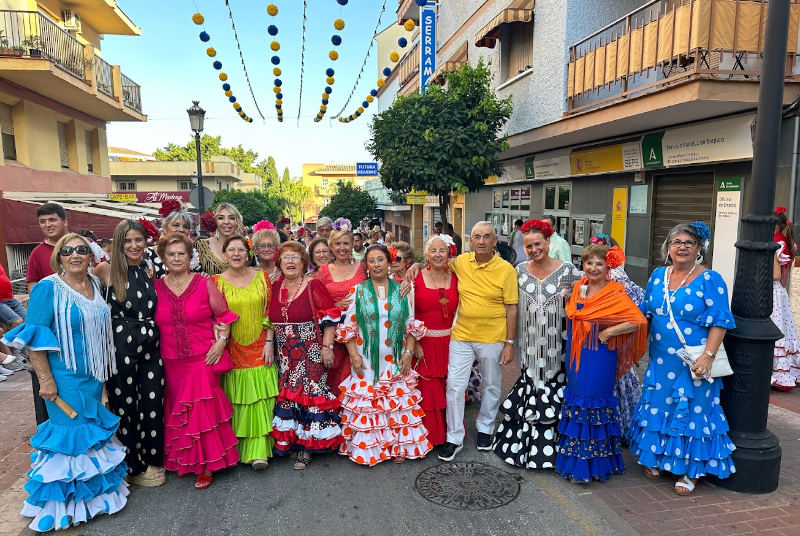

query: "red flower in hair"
(605, 246), (626, 269)
(158, 200), (182, 219)
(776, 206), (788, 215)
(279, 216), (291, 224)
(520, 219), (554, 237)
(449, 244), (457, 257)
(387, 245), (398, 263)
(139, 218), (160, 241)
(200, 210), (217, 234)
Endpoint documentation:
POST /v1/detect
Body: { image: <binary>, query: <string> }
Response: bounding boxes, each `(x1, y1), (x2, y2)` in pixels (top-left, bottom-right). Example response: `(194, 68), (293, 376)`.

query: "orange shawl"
(565, 278), (648, 380)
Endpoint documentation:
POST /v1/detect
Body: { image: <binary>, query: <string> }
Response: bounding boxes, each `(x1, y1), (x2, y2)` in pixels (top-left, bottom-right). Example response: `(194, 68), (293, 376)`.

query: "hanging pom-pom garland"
(315, 1), (348, 123)
(266, 4), (283, 122)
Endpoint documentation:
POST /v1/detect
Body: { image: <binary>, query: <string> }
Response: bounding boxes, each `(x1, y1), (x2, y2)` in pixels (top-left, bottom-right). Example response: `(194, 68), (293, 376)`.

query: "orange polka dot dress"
(335, 283), (432, 466)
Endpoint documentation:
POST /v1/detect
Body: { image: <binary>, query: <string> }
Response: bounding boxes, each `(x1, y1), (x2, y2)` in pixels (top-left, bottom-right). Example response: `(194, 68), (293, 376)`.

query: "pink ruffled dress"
(154, 275), (240, 475)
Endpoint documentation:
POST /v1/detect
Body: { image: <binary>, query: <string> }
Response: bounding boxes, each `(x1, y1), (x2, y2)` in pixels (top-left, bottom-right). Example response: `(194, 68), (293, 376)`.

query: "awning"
(475, 0), (534, 49)
(429, 41), (469, 84)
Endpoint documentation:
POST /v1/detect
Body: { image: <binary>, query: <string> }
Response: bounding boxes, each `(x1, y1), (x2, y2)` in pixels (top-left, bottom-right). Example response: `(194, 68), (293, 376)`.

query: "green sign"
(524, 157), (535, 180)
(641, 131), (665, 169)
(717, 177), (742, 191)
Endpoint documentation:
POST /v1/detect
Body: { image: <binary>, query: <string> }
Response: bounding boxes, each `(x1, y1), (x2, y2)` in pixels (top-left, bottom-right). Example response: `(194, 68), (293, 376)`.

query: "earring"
(425, 264), (431, 271)
(696, 254), (703, 264)
(366, 269), (370, 277)
(445, 265), (450, 272)
(214, 230), (220, 241)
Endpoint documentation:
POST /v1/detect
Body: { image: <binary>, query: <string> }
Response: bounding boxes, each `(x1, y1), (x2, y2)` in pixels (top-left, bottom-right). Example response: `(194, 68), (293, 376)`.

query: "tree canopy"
(266, 167), (313, 224)
(212, 189), (281, 227)
(319, 181), (376, 226)
(366, 60), (512, 229)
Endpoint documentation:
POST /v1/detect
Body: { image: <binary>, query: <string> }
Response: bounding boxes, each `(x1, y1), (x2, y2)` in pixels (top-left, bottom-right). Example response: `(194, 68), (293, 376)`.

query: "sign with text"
(406, 189), (428, 205)
(533, 150), (571, 180)
(629, 184), (648, 214)
(611, 187), (628, 250)
(420, 6), (437, 90)
(712, 177), (743, 299)
(131, 191), (190, 204)
(108, 193), (136, 203)
(356, 162), (379, 176)
(570, 143), (641, 176)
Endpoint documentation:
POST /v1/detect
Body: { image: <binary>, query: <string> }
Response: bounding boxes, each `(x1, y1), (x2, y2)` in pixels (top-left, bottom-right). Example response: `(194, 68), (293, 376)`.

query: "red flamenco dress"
(269, 278), (345, 455)
(413, 271), (458, 446)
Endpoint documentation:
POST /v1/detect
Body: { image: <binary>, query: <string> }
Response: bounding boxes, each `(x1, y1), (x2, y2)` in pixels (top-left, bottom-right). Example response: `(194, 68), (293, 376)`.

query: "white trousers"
(445, 339), (505, 445)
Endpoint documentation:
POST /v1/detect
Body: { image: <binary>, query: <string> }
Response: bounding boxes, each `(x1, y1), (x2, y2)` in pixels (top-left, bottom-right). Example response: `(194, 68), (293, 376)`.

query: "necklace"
(657, 265), (697, 315)
(371, 279), (388, 300)
(430, 269), (451, 319)
(267, 265), (278, 282)
(167, 273), (192, 295)
(280, 275), (304, 322)
(62, 275), (92, 299)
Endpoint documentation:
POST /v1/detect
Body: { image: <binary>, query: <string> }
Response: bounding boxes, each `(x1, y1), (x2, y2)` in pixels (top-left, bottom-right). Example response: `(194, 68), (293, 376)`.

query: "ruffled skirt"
(413, 334), (449, 446)
(615, 367), (642, 444)
(771, 281), (800, 390)
(163, 354), (239, 475)
(339, 370), (433, 465)
(220, 364), (279, 463)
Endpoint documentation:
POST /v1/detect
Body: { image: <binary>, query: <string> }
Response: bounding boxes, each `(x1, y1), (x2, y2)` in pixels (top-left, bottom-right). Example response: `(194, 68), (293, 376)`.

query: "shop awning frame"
(475, 0), (535, 49)
(429, 41), (469, 84)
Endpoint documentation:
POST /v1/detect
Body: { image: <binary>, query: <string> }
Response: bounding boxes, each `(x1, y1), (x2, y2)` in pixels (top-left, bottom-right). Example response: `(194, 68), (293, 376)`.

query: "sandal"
(195, 472), (213, 490)
(128, 466), (166, 487)
(293, 452), (311, 470)
(674, 476), (697, 496)
(251, 459), (269, 470)
(644, 467), (663, 480)
(393, 456), (406, 464)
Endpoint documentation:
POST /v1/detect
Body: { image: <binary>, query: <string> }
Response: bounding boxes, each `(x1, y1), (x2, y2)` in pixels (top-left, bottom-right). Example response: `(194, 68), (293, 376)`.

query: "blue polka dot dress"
(628, 267), (737, 479)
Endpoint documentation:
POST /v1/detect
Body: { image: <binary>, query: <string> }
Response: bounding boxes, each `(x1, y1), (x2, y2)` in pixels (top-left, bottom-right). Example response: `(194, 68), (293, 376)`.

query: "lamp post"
(706, 0), (790, 494)
(187, 101), (206, 218)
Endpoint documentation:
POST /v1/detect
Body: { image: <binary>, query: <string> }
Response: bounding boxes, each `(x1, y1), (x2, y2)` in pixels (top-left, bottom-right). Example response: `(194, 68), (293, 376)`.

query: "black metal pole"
(706, 0), (790, 494)
(195, 131), (205, 217)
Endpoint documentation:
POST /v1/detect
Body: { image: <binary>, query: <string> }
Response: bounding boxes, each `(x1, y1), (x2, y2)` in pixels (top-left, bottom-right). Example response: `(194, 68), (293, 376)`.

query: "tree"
(267, 167), (312, 224)
(366, 59), (512, 230)
(212, 189), (281, 227)
(319, 180), (376, 225)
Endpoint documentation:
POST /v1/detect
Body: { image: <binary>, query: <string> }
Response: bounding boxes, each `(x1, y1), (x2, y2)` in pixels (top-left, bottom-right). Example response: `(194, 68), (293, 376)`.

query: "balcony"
(0, 10), (144, 121)
(397, 0), (420, 24)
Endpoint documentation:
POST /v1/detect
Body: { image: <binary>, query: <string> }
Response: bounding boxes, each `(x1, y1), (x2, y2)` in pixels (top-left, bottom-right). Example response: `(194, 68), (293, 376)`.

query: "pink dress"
(154, 274), (240, 475)
(316, 264), (366, 393)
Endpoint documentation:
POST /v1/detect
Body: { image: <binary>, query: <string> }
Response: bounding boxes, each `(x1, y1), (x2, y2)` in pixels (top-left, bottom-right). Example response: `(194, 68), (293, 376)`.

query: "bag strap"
(664, 270), (690, 350)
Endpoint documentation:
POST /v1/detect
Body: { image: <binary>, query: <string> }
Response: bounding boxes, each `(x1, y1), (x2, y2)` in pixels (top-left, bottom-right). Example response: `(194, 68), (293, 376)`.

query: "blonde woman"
(196, 203), (244, 275)
(252, 223), (283, 284)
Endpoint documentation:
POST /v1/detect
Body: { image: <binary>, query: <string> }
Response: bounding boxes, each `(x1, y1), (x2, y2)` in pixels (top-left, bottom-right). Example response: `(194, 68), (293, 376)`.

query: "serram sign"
(420, 5), (436, 90)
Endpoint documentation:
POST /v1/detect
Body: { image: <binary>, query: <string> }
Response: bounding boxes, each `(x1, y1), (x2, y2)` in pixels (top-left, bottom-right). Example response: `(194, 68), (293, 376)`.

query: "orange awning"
(429, 41), (469, 83)
(475, 0), (534, 49)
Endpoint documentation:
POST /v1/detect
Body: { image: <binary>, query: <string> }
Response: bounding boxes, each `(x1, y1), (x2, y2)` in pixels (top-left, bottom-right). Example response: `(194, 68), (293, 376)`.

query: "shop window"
(116, 181), (136, 191)
(504, 21), (533, 81)
(0, 102), (16, 161)
(544, 184), (571, 211)
(57, 121), (69, 168)
(178, 180), (191, 191)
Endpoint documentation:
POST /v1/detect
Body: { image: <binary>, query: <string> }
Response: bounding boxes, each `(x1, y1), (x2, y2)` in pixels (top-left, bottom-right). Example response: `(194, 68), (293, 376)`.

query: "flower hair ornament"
(297, 227), (307, 237)
(158, 200), (182, 219)
(776, 206), (788, 215)
(590, 233), (610, 246)
(253, 220), (276, 233)
(425, 233), (457, 258)
(200, 210), (217, 234)
(521, 219), (554, 238)
(331, 218), (352, 232)
(691, 220), (711, 252)
(387, 245), (398, 263)
(278, 216), (291, 225)
(605, 246), (626, 269)
(138, 218), (160, 243)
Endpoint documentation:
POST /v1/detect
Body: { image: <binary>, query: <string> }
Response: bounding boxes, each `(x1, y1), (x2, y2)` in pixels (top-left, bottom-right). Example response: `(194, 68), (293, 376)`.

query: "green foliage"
(319, 181), (376, 225)
(366, 59), (512, 227)
(266, 167), (313, 223)
(212, 189), (281, 227)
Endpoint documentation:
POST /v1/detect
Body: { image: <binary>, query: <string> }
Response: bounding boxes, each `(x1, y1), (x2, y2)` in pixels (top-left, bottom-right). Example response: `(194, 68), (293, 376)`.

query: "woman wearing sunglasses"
(252, 223), (282, 284)
(2, 234), (128, 531)
(390, 241), (414, 282)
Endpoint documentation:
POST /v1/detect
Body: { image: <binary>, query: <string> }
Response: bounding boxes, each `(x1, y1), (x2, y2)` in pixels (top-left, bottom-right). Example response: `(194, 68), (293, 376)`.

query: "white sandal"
(675, 475), (696, 495)
(644, 467), (663, 480)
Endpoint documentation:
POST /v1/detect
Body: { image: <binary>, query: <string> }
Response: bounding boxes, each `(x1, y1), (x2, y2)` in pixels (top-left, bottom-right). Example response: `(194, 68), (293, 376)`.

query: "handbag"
(664, 275), (733, 379)
(212, 350), (234, 374)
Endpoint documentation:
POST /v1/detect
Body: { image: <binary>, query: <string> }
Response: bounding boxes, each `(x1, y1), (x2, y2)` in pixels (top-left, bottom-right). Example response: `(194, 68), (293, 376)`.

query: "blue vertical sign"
(420, 4), (436, 91)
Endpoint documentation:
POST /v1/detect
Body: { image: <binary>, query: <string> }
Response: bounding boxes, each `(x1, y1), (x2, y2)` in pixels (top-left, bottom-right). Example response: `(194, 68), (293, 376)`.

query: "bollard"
(28, 369), (49, 424)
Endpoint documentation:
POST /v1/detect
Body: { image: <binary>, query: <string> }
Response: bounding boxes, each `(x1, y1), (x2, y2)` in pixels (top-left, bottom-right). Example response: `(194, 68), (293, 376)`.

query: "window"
(57, 122), (69, 168)
(544, 184), (571, 211)
(116, 181), (136, 191)
(84, 130), (93, 172)
(322, 178), (329, 188)
(178, 180), (191, 191)
(505, 21), (533, 81)
(0, 102), (16, 160)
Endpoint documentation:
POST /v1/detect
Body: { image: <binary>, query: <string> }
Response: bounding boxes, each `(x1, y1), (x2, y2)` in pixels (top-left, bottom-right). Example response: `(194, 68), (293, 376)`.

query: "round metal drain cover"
(415, 462), (521, 510)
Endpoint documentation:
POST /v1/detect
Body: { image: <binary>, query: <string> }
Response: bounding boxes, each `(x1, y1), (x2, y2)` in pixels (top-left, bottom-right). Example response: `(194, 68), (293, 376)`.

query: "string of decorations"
(314, 0), (349, 123)
(192, 9), (253, 122)
(339, 18), (416, 124)
(331, 0), (387, 120)
(223, 0), (265, 121)
(297, 0), (307, 126)
(266, 4), (283, 123)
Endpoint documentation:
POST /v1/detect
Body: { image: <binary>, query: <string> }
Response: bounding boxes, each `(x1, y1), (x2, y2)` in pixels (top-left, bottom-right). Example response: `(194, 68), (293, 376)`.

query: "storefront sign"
(406, 189), (428, 205)
(712, 177), (743, 298)
(520, 187), (531, 201)
(132, 191), (190, 203)
(570, 143), (640, 176)
(611, 187), (628, 249)
(532, 150), (571, 180)
(420, 5), (437, 90)
(642, 115), (754, 169)
(356, 162), (379, 176)
(629, 185), (648, 214)
(108, 193), (136, 203)
(511, 188), (520, 200)
(524, 157), (535, 180)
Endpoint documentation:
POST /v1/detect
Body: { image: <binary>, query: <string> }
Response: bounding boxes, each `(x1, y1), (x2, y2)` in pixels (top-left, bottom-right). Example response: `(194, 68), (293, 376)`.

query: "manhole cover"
(415, 462), (522, 510)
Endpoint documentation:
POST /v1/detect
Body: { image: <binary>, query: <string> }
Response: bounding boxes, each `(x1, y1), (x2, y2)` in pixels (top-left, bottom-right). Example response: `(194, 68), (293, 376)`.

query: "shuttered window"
(506, 21), (533, 80)
(57, 121), (68, 168)
(651, 174), (715, 271)
(84, 130), (93, 172)
(0, 102), (16, 160)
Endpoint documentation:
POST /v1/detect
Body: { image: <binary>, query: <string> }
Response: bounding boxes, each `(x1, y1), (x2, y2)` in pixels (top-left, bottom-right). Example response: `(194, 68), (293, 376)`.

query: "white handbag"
(664, 277), (733, 379)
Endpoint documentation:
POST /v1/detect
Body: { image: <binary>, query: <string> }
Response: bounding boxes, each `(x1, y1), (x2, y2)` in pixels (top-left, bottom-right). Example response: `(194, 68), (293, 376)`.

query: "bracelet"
(401, 348), (413, 355)
(266, 339), (274, 343)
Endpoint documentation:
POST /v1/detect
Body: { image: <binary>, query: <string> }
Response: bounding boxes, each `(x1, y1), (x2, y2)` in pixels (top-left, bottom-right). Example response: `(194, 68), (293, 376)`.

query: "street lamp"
(187, 100), (206, 218)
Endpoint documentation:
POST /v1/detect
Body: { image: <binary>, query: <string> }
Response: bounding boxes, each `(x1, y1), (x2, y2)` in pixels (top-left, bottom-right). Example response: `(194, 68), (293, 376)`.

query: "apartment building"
(301, 163), (374, 225)
(384, 0), (800, 288)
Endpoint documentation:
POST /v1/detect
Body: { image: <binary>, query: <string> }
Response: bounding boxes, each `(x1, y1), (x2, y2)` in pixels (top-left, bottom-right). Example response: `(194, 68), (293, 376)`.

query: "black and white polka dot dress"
(493, 262), (581, 469)
(104, 264), (164, 476)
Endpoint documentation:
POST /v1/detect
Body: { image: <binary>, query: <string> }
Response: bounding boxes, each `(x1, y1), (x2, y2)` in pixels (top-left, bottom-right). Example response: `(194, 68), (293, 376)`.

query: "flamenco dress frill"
(555, 304), (625, 483)
(214, 273), (279, 463)
(269, 279), (345, 455)
(771, 238), (800, 390)
(2, 280), (128, 532)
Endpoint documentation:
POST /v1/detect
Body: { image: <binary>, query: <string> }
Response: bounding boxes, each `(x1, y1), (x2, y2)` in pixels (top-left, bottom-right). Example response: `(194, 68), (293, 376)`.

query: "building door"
(651, 173), (715, 272)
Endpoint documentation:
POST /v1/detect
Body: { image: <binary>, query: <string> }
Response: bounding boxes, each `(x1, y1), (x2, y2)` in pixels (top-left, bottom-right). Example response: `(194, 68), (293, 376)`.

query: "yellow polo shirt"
(450, 252), (518, 343)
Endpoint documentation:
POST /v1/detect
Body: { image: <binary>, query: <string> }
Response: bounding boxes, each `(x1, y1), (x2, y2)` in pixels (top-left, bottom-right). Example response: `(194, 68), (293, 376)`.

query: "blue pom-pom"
(398, 37), (407, 48)
(271, 56), (280, 65)
(276, 104), (281, 110)
(324, 86), (332, 94)
(213, 61), (222, 70)
(363, 102), (369, 108)
(235, 106), (242, 111)
(326, 68), (335, 77)
(249, 118), (253, 123)
(355, 111), (361, 117)
(222, 83), (231, 91)
(415, 0), (427, 5)
(268, 25), (278, 36)
(274, 79), (282, 87)
(322, 99), (329, 105)
(370, 89), (378, 97)
(229, 96), (236, 103)
(331, 35), (342, 46)
(276, 92), (283, 99)
(337, 0), (348, 4)
(200, 31), (211, 42)
(383, 67), (392, 76)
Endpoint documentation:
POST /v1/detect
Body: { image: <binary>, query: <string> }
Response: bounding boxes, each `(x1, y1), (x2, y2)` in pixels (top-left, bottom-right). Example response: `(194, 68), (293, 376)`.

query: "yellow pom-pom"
(206, 47), (216, 57)
(266, 4), (278, 16)
(390, 52), (400, 62)
(225, 90), (232, 97)
(377, 78), (386, 88)
(276, 99), (282, 105)
(239, 110), (245, 116)
(404, 20), (415, 32)
(329, 50), (339, 61)
(358, 107), (364, 114)
(273, 86), (281, 93)
(326, 76), (335, 85)
(334, 19), (345, 31)
(192, 13), (204, 25)
(271, 41), (280, 51)
(232, 103), (240, 109)
(366, 95), (374, 103)
(273, 67), (281, 76)
(219, 73), (228, 81)
(322, 93), (329, 100)
(320, 104), (327, 111)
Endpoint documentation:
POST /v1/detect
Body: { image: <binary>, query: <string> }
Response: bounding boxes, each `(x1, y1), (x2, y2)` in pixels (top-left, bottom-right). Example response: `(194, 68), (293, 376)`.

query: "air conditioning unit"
(61, 10), (82, 33)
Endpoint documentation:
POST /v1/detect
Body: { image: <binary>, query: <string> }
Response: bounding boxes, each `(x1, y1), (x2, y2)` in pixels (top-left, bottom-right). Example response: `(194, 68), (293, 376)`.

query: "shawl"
(355, 279), (408, 383)
(565, 278), (647, 380)
(774, 230), (793, 287)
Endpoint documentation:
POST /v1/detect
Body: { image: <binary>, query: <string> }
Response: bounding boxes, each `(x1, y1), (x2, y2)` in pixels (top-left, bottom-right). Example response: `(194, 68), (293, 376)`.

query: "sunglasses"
(59, 245), (92, 256)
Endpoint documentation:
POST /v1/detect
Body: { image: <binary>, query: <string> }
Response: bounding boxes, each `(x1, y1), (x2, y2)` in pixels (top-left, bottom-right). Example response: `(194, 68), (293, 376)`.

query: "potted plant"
(22, 35), (44, 57)
(0, 31), (22, 57)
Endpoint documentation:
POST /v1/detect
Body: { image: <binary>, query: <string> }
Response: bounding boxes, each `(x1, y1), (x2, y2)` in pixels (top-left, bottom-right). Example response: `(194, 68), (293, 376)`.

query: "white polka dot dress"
(771, 279), (800, 390)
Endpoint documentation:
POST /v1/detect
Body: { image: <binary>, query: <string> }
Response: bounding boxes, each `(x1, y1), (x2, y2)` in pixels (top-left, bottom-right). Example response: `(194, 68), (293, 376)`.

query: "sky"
(102, 0), (400, 177)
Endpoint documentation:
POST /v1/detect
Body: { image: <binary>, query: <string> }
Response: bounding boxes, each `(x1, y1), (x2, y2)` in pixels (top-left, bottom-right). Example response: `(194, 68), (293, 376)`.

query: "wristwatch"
(325, 344), (335, 350)
(505, 339), (515, 346)
(704, 350), (715, 358)
(219, 335), (229, 343)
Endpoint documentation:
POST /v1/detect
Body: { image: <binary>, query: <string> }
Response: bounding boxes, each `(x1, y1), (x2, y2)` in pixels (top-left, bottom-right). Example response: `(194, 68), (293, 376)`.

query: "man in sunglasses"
(26, 203), (68, 293)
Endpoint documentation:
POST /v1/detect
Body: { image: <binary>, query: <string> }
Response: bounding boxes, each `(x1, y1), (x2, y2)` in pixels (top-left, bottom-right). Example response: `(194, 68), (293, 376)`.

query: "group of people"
(2, 198), (794, 532)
